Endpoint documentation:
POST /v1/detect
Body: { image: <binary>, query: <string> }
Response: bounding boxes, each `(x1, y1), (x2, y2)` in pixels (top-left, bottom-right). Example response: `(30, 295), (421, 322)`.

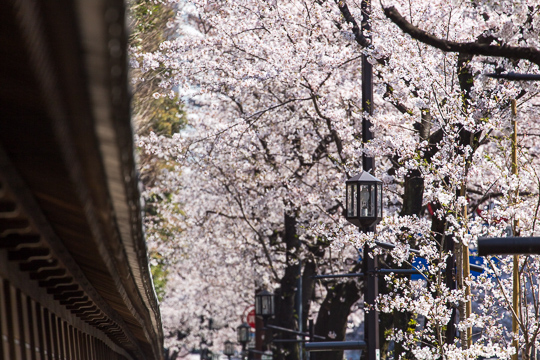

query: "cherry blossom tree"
(377, 1), (540, 359)
(131, 0), (540, 359)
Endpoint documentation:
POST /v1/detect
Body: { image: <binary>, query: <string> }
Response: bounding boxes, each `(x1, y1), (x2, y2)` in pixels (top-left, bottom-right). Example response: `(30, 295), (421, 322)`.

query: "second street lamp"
(255, 290), (274, 326)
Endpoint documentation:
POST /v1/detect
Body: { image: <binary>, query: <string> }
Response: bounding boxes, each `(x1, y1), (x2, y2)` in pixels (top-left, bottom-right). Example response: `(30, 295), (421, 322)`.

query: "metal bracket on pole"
(486, 72), (540, 81)
(273, 339), (308, 343)
(478, 237), (540, 256)
(311, 273), (364, 279)
(304, 341), (367, 352)
(374, 241), (421, 254)
(265, 324), (325, 340)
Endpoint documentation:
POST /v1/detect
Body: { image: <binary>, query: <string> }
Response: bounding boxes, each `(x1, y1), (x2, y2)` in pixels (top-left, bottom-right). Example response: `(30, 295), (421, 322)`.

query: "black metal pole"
(255, 290), (264, 360)
(363, 241), (379, 360)
(297, 258), (303, 333)
(361, 0), (374, 174)
(309, 319), (314, 360)
(295, 259), (304, 360)
(444, 235), (456, 344)
(361, 0), (379, 359)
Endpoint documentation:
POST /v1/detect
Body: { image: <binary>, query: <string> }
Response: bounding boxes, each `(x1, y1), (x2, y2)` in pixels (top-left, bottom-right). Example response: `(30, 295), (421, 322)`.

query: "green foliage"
(150, 259), (169, 302)
(128, 0), (186, 136)
(136, 94), (187, 137)
(407, 315), (419, 337)
(129, 0), (175, 52)
(132, 3), (162, 36)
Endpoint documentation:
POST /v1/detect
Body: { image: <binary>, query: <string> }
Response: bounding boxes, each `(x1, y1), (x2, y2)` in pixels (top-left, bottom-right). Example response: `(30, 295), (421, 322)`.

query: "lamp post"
(345, 171), (383, 360)
(255, 290), (274, 360)
(255, 290), (275, 326)
(224, 340), (235, 360)
(237, 323), (250, 360)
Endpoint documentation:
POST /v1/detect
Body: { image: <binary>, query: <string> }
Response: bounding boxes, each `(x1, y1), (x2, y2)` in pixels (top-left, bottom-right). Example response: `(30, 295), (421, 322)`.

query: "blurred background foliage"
(128, 0), (187, 302)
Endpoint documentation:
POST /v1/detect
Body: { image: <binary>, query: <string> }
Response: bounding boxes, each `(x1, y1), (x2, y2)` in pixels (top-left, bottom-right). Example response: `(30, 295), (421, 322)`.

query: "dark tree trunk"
(311, 280), (361, 360)
(273, 213), (302, 360)
(273, 267), (301, 360)
(301, 260), (316, 332)
(400, 109), (430, 217)
(400, 169), (424, 217)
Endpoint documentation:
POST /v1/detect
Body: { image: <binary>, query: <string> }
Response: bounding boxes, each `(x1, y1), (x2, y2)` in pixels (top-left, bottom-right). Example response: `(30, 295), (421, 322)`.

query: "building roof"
(0, 0), (163, 359)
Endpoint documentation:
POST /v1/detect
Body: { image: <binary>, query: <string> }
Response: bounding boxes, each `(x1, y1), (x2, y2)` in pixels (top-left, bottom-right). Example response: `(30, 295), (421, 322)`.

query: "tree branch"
(383, 6), (540, 66)
(336, 0), (370, 47)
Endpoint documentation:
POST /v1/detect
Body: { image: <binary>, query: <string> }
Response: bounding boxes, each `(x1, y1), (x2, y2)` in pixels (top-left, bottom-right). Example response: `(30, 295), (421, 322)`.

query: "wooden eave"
(0, 1), (163, 359)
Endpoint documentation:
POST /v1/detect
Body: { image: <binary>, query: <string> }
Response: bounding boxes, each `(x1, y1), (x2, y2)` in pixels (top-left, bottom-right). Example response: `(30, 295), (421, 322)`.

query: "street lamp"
(345, 171), (383, 360)
(223, 340), (235, 359)
(345, 171), (383, 229)
(237, 323), (250, 360)
(255, 290), (274, 325)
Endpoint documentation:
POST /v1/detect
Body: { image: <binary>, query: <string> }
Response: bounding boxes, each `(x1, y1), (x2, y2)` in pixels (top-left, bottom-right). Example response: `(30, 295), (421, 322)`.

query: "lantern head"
(255, 290), (274, 318)
(345, 171), (383, 228)
(237, 323), (250, 344)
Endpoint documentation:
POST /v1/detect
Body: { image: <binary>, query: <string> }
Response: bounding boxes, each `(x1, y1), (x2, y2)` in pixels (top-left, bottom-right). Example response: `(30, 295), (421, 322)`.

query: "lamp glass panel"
(360, 185), (372, 217)
(347, 184), (357, 217)
(352, 185), (357, 217)
(347, 184), (352, 217)
(262, 295), (272, 315)
(369, 185), (375, 217)
(261, 297), (268, 314)
(377, 184), (382, 217)
(255, 297), (261, 315)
